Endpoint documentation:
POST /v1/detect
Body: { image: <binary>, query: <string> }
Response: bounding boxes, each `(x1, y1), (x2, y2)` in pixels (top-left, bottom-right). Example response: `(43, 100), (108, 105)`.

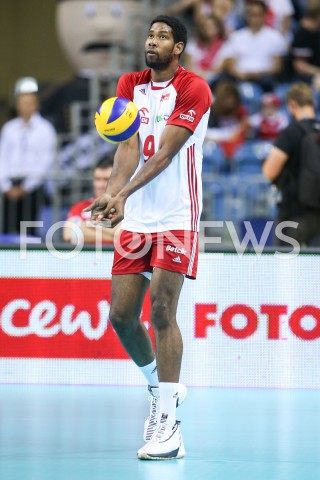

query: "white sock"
(159, 382), (179, 424)
(139, 359), (159, 387)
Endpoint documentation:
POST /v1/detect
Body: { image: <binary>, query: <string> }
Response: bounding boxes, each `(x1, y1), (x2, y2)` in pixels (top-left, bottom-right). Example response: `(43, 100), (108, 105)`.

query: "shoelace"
(154, 415), (177, 441)
(155, 421), (167, 440)
(146, 395), (159, 438)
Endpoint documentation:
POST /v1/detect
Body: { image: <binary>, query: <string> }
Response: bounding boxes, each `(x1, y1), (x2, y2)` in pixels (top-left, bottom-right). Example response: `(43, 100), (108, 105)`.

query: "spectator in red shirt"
(63, 155), (119, 244)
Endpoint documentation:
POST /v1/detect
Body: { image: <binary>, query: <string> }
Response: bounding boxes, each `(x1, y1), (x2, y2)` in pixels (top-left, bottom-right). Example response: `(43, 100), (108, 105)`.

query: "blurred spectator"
(264, 0), (295, 42)
(184, 14), (225, 84)
(291, 0), (308, 19)
(63, 155), (118, 245)
(166, 0), (214, 19)
(263, 82), (320, 246)
(212, 0), (243, 36)
(0, 78), (57, 235)
(220, 0), (287, 91)
(291, 0), (320, 89)
(205, 81), (249, 159)
(167, 0), (243, 34)
(249, 92), (289, 141)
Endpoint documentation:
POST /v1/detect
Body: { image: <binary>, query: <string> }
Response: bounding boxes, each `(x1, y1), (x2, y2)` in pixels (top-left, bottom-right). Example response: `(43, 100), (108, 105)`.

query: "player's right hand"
(83, 193), (112, 223)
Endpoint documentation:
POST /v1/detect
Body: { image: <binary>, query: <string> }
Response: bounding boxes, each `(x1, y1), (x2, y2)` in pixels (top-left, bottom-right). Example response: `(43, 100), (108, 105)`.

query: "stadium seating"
(232, 141), (273, 174)
(202, 141), (226, 174)
(238, 82), (263, 114)
(274, 83), (291, 105)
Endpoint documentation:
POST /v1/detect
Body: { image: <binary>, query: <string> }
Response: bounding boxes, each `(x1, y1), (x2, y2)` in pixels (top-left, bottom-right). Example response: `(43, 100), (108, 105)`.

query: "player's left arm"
(123, 124), (192, 191)
(100, 125), (192, 225)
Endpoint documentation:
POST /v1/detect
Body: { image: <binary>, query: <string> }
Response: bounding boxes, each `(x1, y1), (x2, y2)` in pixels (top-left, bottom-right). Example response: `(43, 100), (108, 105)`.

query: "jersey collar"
(150, 65), (182, 90)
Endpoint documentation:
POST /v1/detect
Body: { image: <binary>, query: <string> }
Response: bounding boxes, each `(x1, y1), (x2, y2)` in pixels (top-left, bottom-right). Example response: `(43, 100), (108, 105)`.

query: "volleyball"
(95, 97), (140, 144)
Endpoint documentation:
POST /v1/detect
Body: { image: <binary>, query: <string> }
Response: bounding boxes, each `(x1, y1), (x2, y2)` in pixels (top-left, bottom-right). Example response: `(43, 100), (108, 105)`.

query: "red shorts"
(112, 229), (199, 279)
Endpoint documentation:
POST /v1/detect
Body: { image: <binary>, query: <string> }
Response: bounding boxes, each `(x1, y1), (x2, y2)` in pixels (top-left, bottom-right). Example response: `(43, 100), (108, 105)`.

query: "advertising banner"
(0, 250), (319, 388)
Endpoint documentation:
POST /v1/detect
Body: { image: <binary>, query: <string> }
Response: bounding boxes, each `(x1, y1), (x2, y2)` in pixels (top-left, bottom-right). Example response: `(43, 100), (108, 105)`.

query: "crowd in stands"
(175, 0), (320, 245)
(1, 0), (320, 247)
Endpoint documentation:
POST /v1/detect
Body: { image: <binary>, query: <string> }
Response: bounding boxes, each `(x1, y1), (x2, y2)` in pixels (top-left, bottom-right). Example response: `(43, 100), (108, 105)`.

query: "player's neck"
(151, 64), (179, 83)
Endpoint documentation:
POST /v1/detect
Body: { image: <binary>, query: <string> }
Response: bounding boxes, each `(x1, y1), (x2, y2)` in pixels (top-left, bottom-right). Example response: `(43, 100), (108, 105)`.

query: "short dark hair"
(94, 155), (114, 171)
(149, 15), (188, 52)
(246, 0), (268, 14)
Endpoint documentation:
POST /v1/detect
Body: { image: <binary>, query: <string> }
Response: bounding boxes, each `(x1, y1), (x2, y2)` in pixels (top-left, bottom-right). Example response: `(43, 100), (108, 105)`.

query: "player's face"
(145, 22), (177, 71)
(56, 0), (138, 75)
(93, 167), (112, 197)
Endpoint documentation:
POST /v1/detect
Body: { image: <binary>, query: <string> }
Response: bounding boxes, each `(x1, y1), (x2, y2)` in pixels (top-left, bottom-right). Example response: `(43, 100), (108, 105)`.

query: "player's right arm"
(106, 133), (140, 197)
(83, 133), (140, 220)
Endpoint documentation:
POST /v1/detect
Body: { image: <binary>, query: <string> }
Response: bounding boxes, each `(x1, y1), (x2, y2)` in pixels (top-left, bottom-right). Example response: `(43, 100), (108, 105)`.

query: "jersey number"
(143, 135), (155, 162)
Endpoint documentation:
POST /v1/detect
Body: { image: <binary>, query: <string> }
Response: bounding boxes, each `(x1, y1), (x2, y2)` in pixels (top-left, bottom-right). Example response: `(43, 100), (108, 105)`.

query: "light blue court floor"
(0, 385), (319, 480)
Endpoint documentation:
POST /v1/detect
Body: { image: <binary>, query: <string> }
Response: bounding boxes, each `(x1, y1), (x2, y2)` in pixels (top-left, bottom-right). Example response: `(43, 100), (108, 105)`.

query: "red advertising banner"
(0, 278), (152, 359)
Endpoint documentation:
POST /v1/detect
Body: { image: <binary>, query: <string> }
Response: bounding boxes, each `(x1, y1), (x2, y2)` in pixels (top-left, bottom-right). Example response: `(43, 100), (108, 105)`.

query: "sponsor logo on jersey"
(166, 245), (187, 255)
(139, 107), (150, 124)
(179, 109), (196, 123)
(139, 88), (146, 95)
(160, 92), (170, 102)
(155, 113), (170, 123)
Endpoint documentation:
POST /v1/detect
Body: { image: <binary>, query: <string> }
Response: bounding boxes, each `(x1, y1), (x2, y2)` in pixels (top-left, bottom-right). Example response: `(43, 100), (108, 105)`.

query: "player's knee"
(151, 299), (171, 331)
(109, 307), (135, 335)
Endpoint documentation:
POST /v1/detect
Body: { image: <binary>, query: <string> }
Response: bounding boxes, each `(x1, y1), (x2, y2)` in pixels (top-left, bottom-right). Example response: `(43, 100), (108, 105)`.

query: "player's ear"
(174, 42), (184, 57)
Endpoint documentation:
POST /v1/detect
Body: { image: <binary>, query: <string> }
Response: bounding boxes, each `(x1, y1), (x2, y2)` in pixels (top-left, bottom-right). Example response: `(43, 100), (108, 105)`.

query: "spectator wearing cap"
(249, 93), (289, 141)
(0, 78), (57, 235)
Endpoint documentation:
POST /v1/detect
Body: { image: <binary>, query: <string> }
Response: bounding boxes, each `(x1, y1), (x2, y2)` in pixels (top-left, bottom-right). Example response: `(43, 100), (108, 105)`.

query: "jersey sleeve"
(167, 75), (212, 133)
(66, 203), (83, 221)
(66, 200), (92, 222)
(116, 73), (136, 101)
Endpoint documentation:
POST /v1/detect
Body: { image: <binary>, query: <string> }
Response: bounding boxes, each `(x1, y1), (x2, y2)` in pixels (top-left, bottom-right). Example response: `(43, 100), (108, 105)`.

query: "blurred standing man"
(86, 15), (212, 459)
(263, 82), (320, 246)
(0, 79), (57, 235)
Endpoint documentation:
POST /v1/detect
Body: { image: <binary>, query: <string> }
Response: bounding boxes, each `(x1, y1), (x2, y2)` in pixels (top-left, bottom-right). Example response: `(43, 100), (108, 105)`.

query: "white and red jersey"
(116, 65), (212, 233)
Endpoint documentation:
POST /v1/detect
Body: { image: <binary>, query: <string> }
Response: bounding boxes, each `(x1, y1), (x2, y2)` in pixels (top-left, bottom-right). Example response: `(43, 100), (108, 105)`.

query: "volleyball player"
(85, 15), (211, 460)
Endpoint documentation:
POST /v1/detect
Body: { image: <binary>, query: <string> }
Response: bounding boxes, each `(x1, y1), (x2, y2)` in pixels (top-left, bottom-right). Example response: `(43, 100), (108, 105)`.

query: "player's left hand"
(83, 193), (124, 227)
(83, 193), (112, 223)
(102, 194), (125, 227)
